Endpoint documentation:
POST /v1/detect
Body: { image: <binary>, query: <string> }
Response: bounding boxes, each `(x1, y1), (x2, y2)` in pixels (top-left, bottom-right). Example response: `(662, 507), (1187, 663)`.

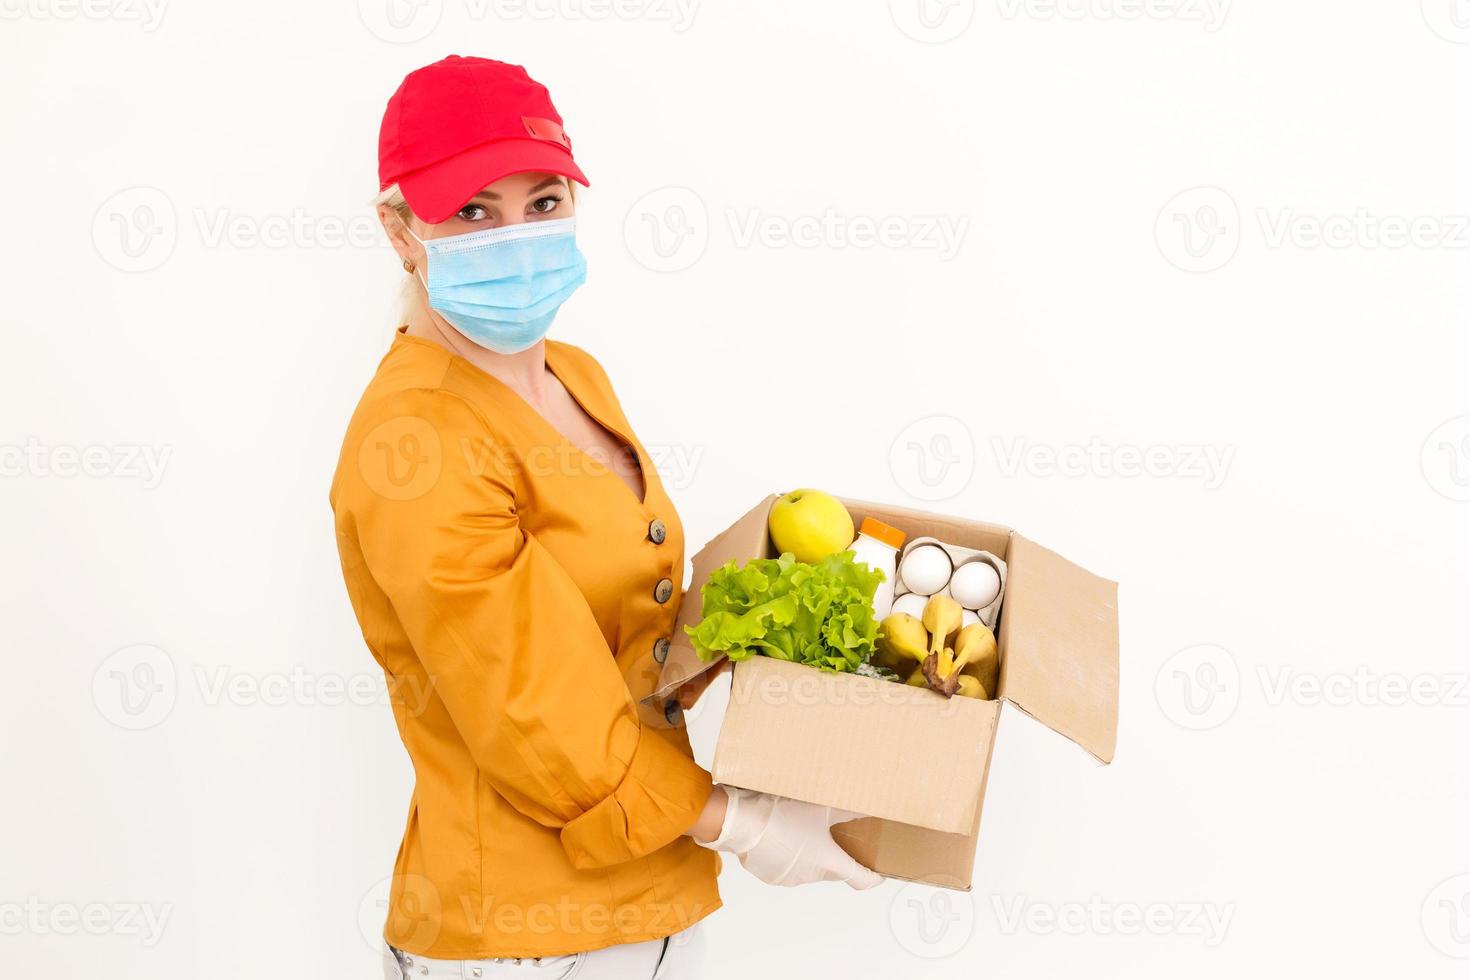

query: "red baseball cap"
(378, 55), (589, 225)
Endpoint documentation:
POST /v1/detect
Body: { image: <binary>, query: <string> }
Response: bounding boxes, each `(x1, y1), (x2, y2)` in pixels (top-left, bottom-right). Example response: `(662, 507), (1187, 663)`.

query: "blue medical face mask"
(406, 216), (587, 354)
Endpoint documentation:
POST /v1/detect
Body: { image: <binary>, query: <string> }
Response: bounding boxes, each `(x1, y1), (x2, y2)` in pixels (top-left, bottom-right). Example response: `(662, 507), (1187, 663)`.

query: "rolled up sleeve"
(559, 719), (714, 868)
(345, 387), (712, 869)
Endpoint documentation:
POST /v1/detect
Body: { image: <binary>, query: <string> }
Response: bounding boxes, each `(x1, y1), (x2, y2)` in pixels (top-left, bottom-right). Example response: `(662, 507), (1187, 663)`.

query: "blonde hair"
(373, 183), (424, 329)
(373, 179), (580, 329)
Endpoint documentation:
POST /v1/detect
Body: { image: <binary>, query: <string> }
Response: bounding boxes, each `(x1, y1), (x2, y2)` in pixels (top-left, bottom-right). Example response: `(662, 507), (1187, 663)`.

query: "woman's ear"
(378, 205), (420, 269)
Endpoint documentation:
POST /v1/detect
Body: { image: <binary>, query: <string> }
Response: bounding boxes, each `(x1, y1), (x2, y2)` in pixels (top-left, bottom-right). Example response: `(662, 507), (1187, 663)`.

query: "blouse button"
(654, 578), (674, 603)
(648, 518), (667, 544)
(653, 637), (671, 663)
(664, 699), (684, 726)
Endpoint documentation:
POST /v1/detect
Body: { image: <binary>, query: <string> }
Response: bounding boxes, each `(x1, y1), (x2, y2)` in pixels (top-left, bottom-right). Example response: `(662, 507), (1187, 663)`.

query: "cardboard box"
(648, 494), (1120, 890)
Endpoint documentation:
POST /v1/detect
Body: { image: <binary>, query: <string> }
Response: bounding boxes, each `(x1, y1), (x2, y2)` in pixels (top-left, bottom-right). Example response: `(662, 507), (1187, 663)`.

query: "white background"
(4, 0), (1470, 977)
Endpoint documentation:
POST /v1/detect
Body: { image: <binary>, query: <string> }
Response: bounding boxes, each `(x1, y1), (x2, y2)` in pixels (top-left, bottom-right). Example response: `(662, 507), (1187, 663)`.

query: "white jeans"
(383, 923), (705, 980)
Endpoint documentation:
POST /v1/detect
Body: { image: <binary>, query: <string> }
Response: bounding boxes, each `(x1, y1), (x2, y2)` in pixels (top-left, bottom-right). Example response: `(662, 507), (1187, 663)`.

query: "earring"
(402, 258), (415, 273)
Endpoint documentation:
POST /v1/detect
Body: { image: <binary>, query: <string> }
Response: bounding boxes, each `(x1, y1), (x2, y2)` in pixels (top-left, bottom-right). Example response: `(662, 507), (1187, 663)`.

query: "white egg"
(961, 609), (980, 628)
(898, 544), (952, 596)
(949, 560), (1001, 610)
(891, 592), (929, 618)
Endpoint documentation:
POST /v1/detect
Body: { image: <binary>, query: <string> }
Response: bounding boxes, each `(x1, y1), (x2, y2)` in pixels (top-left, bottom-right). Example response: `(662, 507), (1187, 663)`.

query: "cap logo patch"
(522, 116), (571, 149)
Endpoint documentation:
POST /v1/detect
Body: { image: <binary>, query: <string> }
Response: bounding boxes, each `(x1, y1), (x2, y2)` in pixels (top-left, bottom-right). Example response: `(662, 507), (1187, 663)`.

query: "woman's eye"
(531, 195), (563, 215)
(457, 204), (489, 222)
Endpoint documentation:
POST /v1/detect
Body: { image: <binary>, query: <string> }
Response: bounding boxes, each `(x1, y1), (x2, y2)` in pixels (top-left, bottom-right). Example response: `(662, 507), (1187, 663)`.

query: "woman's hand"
(690, 785), (884, 890)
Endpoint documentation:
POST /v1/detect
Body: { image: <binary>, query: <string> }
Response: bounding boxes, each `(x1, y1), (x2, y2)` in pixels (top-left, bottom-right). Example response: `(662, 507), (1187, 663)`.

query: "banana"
(952, 622), (998, 697)
(922, 644), (963, 697)
(921, 594), (963, 657)
(886, 603), (998, 702)
(955, 675), (989, 699)
(875, 613), (929, 672)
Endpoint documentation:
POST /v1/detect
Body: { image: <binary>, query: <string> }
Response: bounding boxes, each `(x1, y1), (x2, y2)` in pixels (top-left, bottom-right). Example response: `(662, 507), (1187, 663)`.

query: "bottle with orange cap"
(848, 517), (906, 619)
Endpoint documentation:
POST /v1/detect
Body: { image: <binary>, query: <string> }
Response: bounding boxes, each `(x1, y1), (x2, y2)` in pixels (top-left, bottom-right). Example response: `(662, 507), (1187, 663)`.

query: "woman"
(331, 56), (882, 980)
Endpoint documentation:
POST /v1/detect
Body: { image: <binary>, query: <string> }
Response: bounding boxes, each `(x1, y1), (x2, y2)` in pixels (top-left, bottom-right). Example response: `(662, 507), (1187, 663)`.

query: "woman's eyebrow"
(469, 177), (566, 203)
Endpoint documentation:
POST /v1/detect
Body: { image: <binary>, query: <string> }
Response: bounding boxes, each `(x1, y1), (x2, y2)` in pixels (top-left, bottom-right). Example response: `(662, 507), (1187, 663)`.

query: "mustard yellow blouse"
(330, 328), (720, 959)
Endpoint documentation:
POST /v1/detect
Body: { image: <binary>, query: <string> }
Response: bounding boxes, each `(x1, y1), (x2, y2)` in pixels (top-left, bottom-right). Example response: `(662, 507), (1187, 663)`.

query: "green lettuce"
(684, 551), (884, 672)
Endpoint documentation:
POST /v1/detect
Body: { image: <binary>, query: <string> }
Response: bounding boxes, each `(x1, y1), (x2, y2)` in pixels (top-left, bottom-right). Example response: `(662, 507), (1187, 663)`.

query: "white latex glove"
(694, 786), (884, 890)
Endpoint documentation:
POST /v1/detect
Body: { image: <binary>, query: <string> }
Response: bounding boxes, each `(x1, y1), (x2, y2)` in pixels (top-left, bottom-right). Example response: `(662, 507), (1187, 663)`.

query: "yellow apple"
(767, 489), (854, 563)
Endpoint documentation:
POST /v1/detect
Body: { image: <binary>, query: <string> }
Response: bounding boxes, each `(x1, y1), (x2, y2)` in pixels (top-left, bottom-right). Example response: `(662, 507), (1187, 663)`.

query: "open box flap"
(998, 533), (1119, 763)
(648, 494), (779, 703)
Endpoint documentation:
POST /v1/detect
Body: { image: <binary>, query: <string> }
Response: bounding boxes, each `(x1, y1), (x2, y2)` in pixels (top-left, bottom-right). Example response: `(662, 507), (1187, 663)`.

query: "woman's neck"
(405, 309), (551, 401)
